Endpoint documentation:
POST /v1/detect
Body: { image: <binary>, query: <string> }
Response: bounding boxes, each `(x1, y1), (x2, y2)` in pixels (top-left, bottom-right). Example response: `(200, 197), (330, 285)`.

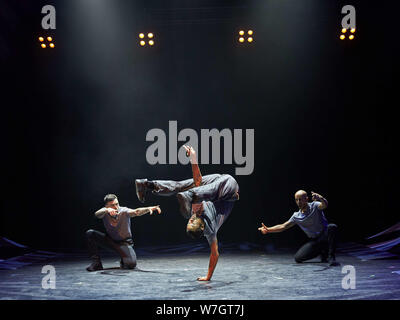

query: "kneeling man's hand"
(258, 222), (269, 235)
(149, 205), (161, 215)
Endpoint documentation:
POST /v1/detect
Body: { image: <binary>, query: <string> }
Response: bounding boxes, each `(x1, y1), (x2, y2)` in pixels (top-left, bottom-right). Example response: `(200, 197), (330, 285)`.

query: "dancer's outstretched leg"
(176, 174), (239, 217)
(135, 174), (223, 202)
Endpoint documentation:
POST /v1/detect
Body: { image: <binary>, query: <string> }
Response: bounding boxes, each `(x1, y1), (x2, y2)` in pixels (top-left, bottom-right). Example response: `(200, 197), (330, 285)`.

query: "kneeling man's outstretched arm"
(128, 205), (162, 217)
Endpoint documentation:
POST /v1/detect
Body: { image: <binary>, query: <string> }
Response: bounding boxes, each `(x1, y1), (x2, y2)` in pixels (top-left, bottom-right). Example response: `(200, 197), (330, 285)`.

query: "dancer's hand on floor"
(149, 205), (161, 215)
(258, 222), (269, 235)
(197, 276), (210, 281)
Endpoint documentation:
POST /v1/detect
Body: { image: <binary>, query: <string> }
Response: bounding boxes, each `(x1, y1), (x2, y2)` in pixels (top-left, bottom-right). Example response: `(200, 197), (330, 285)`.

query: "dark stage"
(2, 0), (399, 304)
(1, 244), (399, 300)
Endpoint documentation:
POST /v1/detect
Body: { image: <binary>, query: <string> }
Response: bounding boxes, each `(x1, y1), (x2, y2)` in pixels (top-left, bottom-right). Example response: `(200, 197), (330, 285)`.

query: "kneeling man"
(86, 194), (161, 271)
(258, 190), (339, 266)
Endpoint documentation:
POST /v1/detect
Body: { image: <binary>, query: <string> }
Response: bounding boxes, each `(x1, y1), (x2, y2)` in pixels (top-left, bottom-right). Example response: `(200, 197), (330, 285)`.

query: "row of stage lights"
(137, 30), (255, 47)
(39, 28), (355, 49)
(340, 28), (356, 40)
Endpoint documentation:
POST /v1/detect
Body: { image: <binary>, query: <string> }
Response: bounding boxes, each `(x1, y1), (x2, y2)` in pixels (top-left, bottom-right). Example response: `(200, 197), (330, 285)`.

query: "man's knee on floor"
(327, 224), (338, 233)
(294, 254), (305, 263)
(121, 258), (137, 269)
(86, 229), (95, 238)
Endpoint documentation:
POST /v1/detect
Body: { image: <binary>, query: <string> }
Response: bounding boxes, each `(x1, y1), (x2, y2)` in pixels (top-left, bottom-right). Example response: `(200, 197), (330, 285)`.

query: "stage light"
(237, 29), (255, 45)
(38, 35), (55, 48)
(139, 32), (155, 47)
(339, 27), (356, 41)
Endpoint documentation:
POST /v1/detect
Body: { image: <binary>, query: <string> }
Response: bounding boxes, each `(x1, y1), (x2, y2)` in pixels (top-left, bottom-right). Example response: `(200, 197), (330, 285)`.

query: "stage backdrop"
(2, 0), (398, 250)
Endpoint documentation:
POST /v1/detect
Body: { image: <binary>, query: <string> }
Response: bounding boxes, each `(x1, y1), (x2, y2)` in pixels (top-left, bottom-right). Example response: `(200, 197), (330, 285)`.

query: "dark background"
(1, 0), (398, 250)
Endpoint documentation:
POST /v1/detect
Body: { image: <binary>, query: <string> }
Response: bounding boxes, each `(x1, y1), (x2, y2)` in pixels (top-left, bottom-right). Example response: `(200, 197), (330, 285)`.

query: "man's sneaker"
(135, 179), (148, 203)
(328, 256), (340, 267)
(176, 191), (193, 218)
(86, 261), (103, 272)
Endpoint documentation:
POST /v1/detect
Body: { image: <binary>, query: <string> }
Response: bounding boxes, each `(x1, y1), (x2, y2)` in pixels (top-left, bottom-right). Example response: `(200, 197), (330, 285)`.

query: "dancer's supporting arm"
(197, 239), (219, 281)
(128, 205), (161, 217)
(258, 220), (295, 234)
(183, 145), (202, 186)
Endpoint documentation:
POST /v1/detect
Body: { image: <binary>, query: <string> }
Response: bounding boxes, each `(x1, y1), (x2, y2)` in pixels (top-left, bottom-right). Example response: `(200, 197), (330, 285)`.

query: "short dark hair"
(186, 228), (204, 239)
(104, 194), (118, 204)
(186, 216), (205, 239)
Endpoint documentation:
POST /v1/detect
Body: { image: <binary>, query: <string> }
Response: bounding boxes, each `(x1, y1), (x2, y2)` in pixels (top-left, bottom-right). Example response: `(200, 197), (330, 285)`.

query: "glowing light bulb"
(248, 37), (253, 43)
(350, 28), (356, 33)
(139, 33), (145, 39)
(49, 43), (55, 48)
(349, 35), (354, 40)
(248, 30), (253, 35)
(239, 30), (244, 36)
(39, 37), (44, 42)
(239, 37), (244, 43)
(341, 28), (347, 33)
(47, 36), (52, 42)
(340, 35), (345, 40)
(140, 40), (146, 46)
(148, 33), (154, 39)
(41, 43), (46, 48)
(149, 40), (154, 46)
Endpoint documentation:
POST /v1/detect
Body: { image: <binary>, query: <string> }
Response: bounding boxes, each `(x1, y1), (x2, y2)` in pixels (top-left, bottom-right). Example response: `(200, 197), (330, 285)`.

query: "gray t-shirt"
(289, 201), (328, 238)
(202, 200), (235, 245)
(102, 206), (132, 241)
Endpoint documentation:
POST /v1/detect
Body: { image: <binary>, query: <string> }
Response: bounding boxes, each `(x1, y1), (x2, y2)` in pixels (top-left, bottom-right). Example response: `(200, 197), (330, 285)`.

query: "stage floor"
(0, 250), (399, 300)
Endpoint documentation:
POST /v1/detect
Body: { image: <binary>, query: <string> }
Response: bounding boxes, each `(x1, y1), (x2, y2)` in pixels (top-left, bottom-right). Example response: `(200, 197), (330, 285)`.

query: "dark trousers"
(152, 174), (239, 217)
(86, 229), (137, 269)
(294, 224), (338, 263)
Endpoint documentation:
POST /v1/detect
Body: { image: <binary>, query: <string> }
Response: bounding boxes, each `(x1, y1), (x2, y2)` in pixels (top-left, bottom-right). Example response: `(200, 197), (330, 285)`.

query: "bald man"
(258, 190), (339, 266)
